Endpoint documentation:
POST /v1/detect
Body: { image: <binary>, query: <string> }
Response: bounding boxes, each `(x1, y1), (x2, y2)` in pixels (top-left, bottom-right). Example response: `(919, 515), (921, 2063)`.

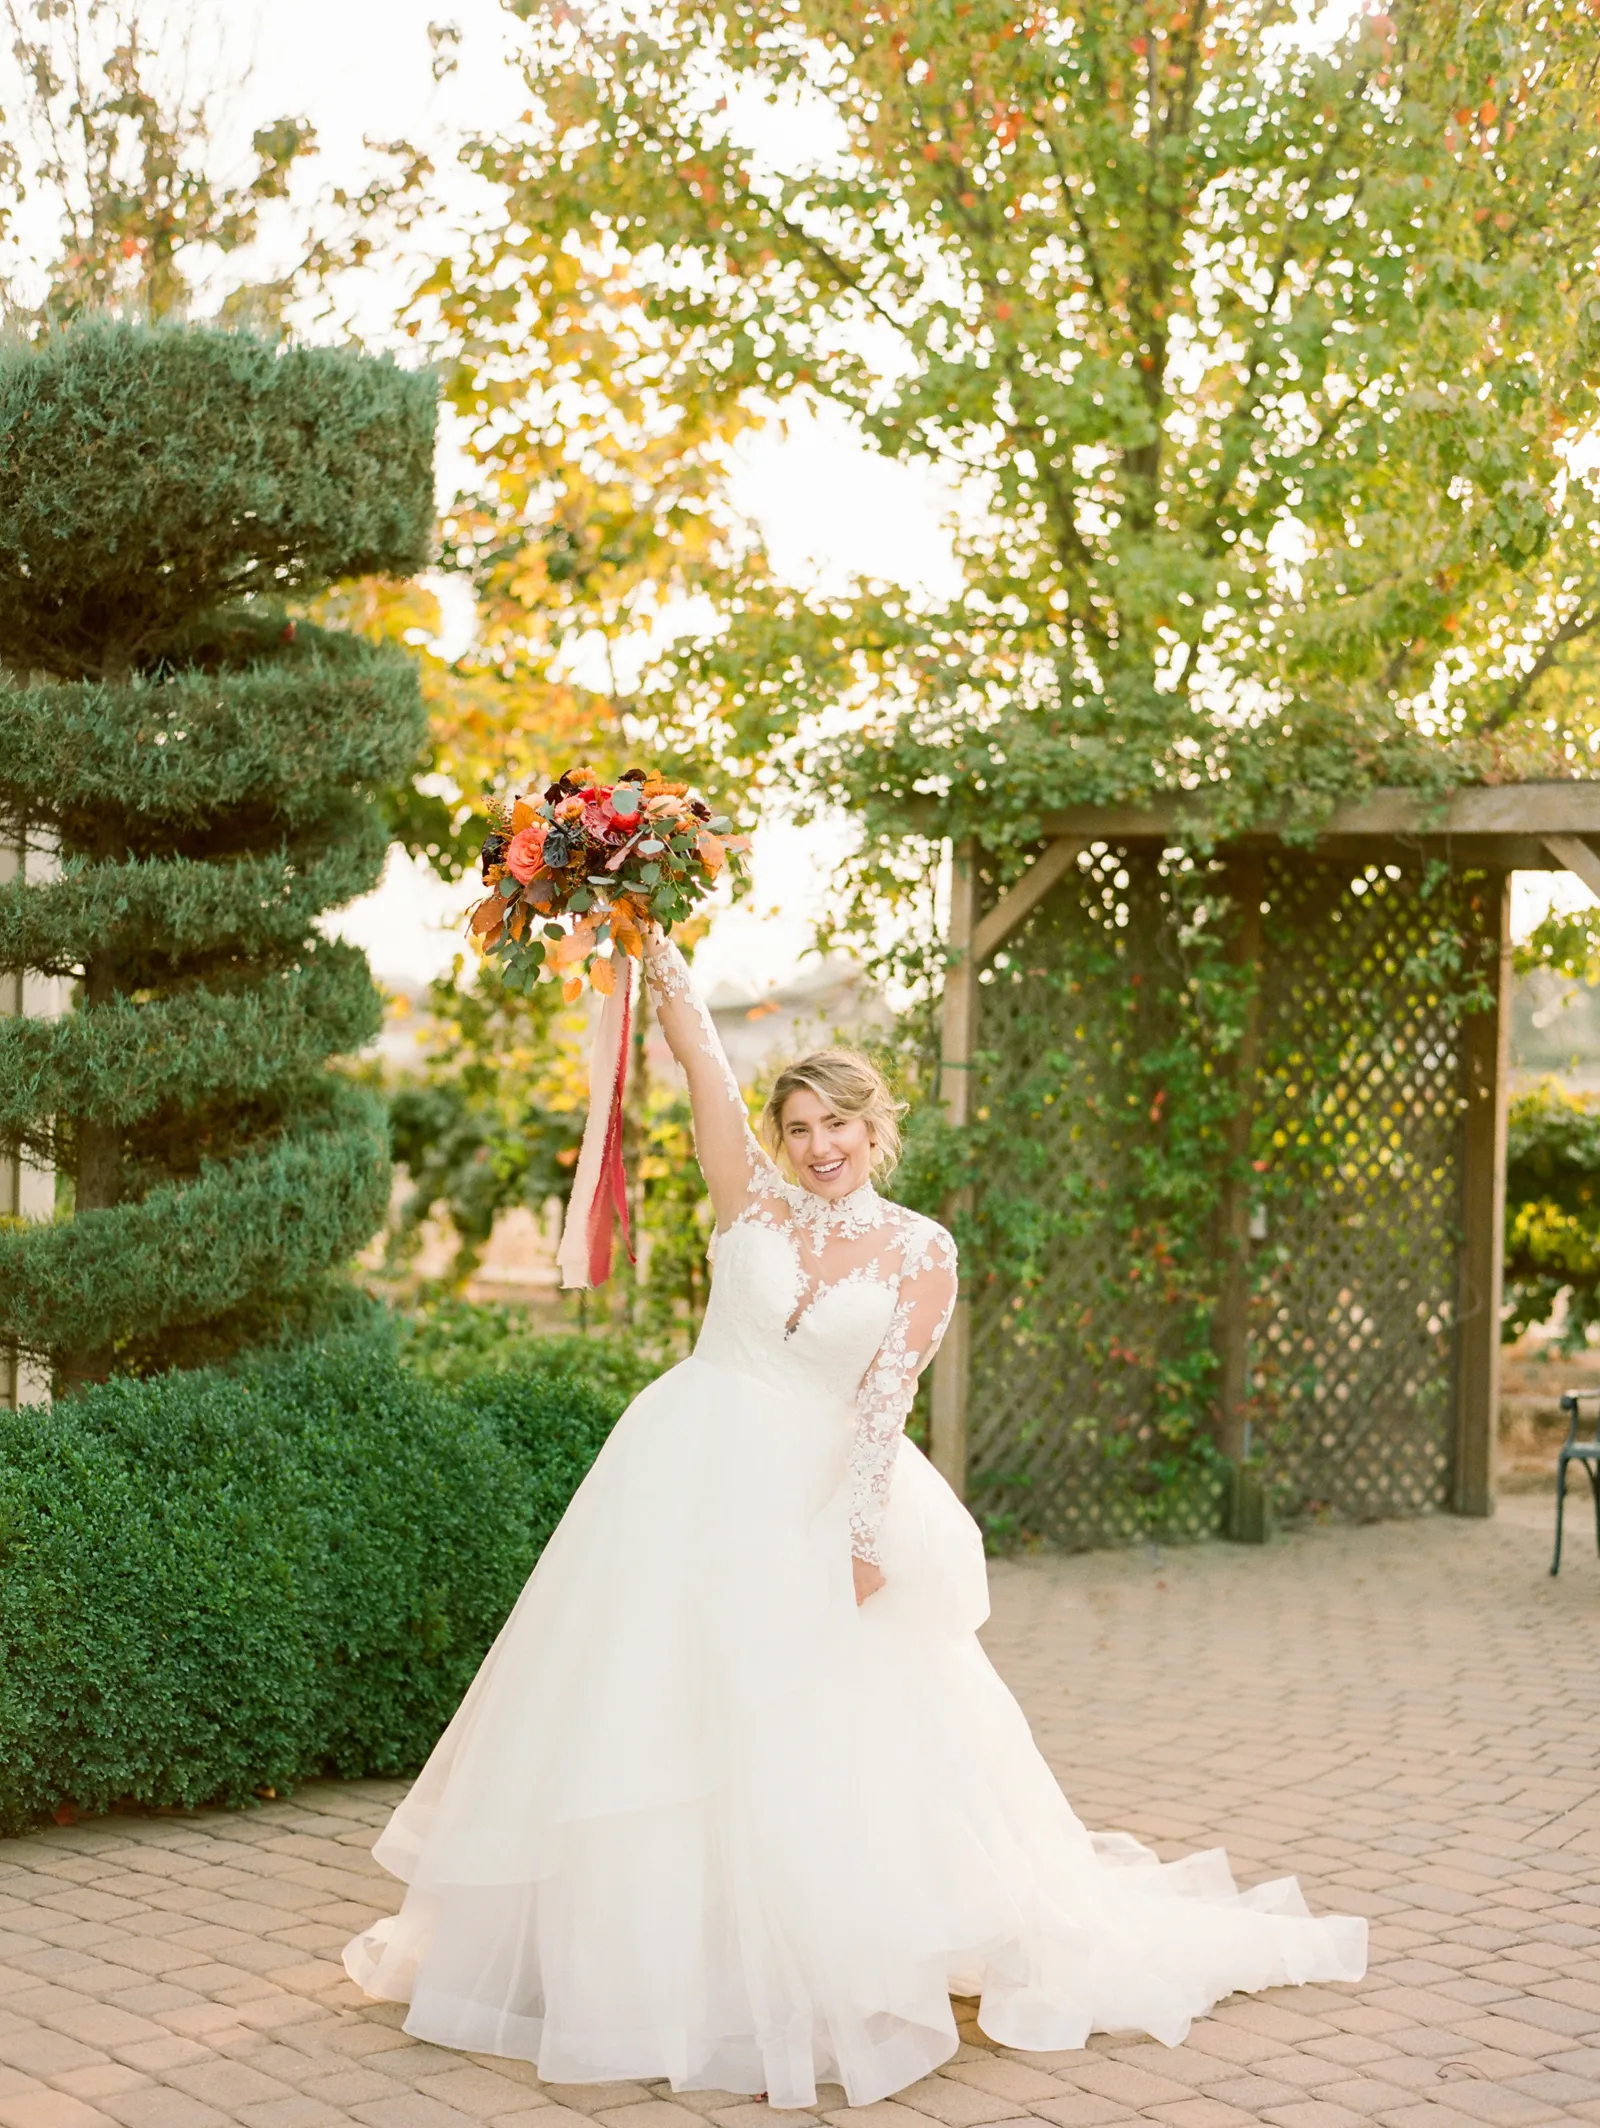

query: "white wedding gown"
(344, 938), (1366, 2106)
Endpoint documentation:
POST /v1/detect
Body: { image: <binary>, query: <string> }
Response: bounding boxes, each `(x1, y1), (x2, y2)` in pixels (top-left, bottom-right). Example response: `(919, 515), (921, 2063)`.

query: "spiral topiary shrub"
(0, 321), (436, 1388)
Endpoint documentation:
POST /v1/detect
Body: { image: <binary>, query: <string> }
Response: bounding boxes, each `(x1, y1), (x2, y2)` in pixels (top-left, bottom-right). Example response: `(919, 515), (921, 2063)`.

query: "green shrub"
(0, 321), (435, 675)
(1505, 1083), (1600, 1349)
(0, 320), (435, 1390)
(397, 1296), (667, 1403)
(0, 1320), (625, 1834)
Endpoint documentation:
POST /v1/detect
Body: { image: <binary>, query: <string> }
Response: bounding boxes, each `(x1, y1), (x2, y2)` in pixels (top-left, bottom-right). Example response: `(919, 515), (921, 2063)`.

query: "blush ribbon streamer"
(556, 961), (636, 1290)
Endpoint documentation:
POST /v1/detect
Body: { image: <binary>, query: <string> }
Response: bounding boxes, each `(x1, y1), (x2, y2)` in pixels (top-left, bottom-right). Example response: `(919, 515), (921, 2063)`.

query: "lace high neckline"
(781, 1177), (884, 1241)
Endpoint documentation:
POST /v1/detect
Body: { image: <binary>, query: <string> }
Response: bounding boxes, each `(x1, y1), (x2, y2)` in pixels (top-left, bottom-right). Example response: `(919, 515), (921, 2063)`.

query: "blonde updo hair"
(762, 1049), (905, 1177)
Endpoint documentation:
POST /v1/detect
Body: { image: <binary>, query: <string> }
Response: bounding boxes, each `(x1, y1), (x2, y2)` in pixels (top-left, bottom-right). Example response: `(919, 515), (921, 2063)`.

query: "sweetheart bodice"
(693, 1218), (898, 1407)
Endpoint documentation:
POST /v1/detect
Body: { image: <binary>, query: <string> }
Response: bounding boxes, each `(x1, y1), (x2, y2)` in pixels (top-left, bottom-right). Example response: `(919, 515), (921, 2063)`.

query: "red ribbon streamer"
(587, 979), (635, 1285)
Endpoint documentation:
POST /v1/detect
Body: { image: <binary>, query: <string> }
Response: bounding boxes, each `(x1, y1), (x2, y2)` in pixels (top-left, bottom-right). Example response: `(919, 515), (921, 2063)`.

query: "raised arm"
(643, 931), (772, 1228)
(848, 1222), (959, 1570)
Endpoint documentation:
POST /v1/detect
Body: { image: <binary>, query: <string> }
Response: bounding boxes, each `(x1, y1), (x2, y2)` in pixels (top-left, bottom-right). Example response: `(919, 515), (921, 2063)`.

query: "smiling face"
(778, 1085), (876, 1201)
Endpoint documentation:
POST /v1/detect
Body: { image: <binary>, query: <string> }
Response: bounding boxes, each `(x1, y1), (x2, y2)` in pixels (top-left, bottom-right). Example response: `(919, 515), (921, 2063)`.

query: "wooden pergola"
(929, 782), (1600, 1531)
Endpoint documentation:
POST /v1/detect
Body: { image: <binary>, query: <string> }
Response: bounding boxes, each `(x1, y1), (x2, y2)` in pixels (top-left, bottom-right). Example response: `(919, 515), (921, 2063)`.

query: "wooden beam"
(1019, 781), (1600, 845)
(1542, 833), (1600, 900)
(930, 839), (979, 1498)
(1451, 872), (1510, 1519)
(1214, 855), (1264, 1470)
(971, 838), (1085, 965)
(937, 838), (980, 1132)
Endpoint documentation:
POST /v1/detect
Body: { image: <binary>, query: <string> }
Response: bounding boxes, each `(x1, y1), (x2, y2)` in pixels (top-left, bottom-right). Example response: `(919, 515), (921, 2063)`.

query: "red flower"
(585, 795), (634, 841)
(505, 824), (547, 882)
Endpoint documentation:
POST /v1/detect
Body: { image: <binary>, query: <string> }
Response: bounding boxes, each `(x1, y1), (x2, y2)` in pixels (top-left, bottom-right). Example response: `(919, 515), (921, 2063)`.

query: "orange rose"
(505, 824), (547, 882)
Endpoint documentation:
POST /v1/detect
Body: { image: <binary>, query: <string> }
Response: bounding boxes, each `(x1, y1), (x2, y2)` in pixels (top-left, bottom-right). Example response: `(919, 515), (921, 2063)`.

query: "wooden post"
(1, 829), (60, 1410)
(930, 838), (979, 1496)
(1452, 870), (1509, 1518)
(1215, 855), (1264, 1467)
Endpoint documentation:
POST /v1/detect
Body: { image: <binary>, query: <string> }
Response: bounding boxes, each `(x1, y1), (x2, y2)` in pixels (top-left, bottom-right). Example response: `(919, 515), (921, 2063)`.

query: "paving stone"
(3, 1501), (1599, 2128)
(882, 2082), (1013, 2127)
(817, 2105), (939, 2128)
(299, 2074), (405, 2108)
(40, 2073), (147, 2106)
(1311, 2081), (1439, 2117)
(165, 2061), (301, 2108)
(234, 2105), (356, 2128)
(1259, 2102), (1370, 2128)
(411, 2067), (561, 2119)
(1504, 2067), (1600, 2101)
(347, 2098), (493, 2128)
(1048, 2065), (1192, 2109)
(0, 2092), (119, 2128)
(111, 2036), (216, 2074)
(0, 2035), (107, 2082)
(1010, 2103), (1127, 2128)
(1196, 2076), (1304, 2110)
(649, 2093), (751, 2119)
(591, 2107), (710, 2128)
(96, 2086), (232, 2128)
(1144, 2102), (1258, 2128)
(536, 2093), (654, 2119)
(937, 2063), (1063, 2104)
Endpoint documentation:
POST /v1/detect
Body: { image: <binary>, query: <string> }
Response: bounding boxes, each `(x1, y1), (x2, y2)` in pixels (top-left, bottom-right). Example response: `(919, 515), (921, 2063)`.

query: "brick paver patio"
(4, 1491), (1599, 2128)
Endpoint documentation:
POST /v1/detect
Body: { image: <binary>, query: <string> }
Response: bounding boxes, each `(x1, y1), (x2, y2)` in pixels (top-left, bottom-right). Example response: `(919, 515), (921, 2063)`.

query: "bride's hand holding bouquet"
(465, 763), (748, 1289)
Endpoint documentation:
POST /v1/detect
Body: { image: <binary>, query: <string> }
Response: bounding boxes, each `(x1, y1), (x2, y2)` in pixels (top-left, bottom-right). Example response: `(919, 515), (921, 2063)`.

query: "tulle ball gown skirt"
(344, 1353), (1367, 2106)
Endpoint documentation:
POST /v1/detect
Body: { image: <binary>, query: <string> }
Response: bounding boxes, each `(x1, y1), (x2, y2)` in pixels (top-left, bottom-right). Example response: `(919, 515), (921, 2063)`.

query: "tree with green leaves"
(464, 0), (1600, 958)
(1504, 1082), (1600, 1350)
(0, 0), (432, 331)
(0, 319), (435, 1390)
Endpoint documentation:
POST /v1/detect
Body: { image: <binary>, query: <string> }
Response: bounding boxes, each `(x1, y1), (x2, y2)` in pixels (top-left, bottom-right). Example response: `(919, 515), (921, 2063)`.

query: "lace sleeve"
(848, 1221), (959, 1566)
(644, 931), (775, 1228)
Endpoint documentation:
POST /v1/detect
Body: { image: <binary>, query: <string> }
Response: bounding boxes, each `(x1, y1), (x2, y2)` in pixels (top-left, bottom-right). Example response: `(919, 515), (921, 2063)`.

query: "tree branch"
(1482, 597), (1600, 732)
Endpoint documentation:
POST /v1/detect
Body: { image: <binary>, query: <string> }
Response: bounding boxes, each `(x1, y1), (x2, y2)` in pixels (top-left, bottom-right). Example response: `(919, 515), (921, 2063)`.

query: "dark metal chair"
(1550, 1389), (1600, 1575)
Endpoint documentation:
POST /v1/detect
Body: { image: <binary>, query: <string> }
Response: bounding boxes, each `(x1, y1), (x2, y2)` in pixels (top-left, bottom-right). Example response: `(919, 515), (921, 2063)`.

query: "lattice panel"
(1246, 857), (1473, 1519)
(965, 846), (1482, 1549)
(967, 845), (1227, 1549)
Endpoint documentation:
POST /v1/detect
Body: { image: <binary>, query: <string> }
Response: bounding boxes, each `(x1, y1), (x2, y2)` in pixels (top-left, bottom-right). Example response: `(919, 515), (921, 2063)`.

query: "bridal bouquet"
(466, 765), (748, 1291)
(469, 765), (745, 996)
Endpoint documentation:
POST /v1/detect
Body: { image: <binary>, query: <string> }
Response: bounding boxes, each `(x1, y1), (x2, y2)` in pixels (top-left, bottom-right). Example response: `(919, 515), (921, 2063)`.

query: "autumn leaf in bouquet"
(466, 764), (749, 1290)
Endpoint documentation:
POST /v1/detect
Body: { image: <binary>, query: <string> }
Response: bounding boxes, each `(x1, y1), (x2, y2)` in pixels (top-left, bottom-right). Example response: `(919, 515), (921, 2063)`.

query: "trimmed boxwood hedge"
(396, 1296), (667, 1403)
(0, 1322), (627, 1834)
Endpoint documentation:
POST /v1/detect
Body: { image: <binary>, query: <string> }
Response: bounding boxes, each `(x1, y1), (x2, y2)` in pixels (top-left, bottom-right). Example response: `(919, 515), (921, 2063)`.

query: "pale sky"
(5, 0), (1585, 989)
(217, 0), (961, 996)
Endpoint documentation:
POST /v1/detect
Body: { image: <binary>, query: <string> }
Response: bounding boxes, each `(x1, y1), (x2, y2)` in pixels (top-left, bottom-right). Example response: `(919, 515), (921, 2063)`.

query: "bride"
(344, 929), (1366, 2106)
